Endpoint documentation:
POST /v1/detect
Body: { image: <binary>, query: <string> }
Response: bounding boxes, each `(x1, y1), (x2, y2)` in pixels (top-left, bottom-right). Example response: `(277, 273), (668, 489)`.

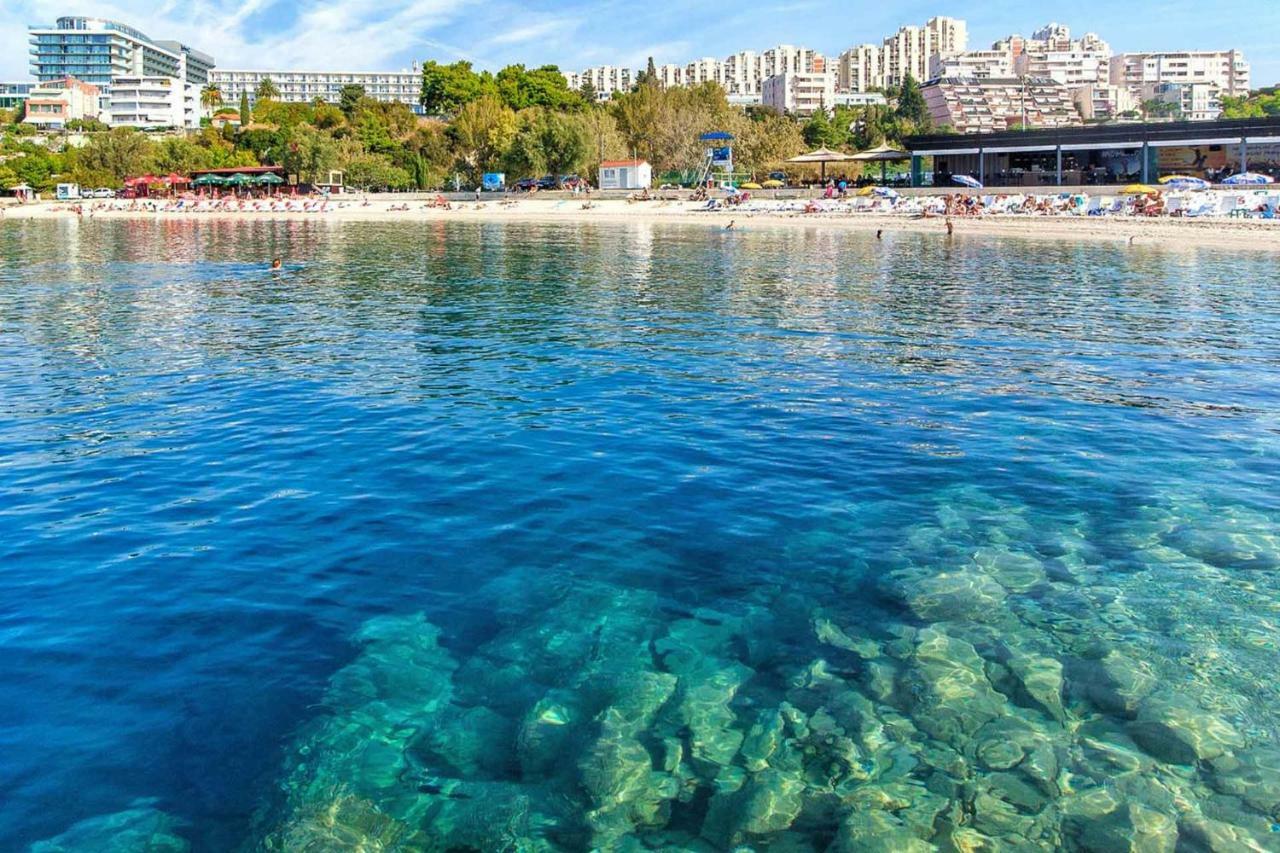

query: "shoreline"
(5, 199), (1280, 250)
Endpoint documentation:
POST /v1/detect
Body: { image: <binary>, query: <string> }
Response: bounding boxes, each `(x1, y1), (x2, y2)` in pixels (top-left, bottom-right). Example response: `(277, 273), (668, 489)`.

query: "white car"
(92, 188), (116, 199)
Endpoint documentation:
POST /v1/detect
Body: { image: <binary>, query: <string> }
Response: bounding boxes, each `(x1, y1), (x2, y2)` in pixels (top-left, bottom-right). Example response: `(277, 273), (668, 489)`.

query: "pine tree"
(239, 92), (250, 126)
(895, 74), (929, 129)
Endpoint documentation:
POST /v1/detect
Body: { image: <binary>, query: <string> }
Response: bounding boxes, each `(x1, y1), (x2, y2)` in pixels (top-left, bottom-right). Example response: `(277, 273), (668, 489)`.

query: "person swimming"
(726, 220), (735, 230)
(270, 258), (282, 270)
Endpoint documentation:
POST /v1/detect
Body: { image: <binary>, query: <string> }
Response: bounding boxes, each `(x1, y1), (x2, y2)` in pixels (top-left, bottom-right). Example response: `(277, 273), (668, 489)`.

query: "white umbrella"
(1222, 172), (1274, 186)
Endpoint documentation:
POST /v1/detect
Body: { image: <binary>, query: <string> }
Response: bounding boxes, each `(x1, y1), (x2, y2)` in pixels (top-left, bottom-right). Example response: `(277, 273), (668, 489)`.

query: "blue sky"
(3, 0), (1278, 86)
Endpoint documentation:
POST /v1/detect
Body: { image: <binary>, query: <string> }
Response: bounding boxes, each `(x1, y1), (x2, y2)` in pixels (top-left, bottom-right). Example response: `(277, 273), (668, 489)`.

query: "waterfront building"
(1109, 51), (1250, 98)
(28, 17), (212, 89)
(0, 82), (35, 111)
(905, 115), (1280, 187)
(921, 76), (1081, 135)
(21, 77), (100, 128)
(598, 159), (652, 190)
(209, 69), (424, 112)
(108, 75), (201, 129)
(762, 71), (835, 117)
(1073, 83), (1139, 120)
(837, 16), (967, 92)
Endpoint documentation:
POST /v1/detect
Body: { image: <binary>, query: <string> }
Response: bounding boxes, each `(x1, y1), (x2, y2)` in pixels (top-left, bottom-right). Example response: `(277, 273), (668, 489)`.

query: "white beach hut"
(598, 160), (652, 190)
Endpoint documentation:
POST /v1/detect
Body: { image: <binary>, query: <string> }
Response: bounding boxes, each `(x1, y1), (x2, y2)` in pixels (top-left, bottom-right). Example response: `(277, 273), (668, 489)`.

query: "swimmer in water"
(945, 218), (954, 237)
(876, 229), (882, 240)
(270, 258), (282, 270)
(726, 220), (735, 230)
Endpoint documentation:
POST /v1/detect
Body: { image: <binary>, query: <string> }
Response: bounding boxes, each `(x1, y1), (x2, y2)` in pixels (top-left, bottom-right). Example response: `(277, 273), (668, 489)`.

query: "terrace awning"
(786, 147), (855, 181)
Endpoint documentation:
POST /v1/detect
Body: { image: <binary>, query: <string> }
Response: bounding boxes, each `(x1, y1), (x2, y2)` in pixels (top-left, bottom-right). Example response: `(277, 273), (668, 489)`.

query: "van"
(55, 183), (81, 201)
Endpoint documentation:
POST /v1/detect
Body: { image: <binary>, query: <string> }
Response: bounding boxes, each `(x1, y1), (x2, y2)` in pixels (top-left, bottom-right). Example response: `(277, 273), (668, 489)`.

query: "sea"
(1, 218), (1278, 851)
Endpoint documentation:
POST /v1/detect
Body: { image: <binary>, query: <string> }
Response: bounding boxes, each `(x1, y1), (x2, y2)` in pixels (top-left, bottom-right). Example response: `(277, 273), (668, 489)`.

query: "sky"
(3, 0), (1278, 87)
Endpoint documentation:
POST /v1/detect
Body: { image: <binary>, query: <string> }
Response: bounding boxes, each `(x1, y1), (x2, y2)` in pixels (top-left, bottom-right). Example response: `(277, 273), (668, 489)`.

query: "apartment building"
(837, 16), (968, 92)
(762, 71), (836, 117)
(921, 76), (1082, 134)
(1109, 51), (1250, 97)
(108, 75), (201, 128)
(210, 69), (425, 113)
(21, 76), (101, 128)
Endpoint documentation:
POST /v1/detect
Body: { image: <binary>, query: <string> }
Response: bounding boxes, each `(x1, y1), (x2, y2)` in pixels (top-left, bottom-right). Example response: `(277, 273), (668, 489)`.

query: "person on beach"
(726, 220), (735, 230)
(270, 258), (282, 270)
(945, 218), (954, 237)
(876, 229), (882, 240)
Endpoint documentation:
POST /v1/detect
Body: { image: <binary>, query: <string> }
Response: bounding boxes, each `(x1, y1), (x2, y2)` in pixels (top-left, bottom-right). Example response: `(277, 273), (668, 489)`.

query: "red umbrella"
(162, 173), (187, 185)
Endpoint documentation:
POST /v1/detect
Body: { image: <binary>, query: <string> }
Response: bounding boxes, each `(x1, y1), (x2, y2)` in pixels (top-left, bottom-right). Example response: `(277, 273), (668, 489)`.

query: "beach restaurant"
(188, 165), (289, 192)
(904, 117), (1280, 188)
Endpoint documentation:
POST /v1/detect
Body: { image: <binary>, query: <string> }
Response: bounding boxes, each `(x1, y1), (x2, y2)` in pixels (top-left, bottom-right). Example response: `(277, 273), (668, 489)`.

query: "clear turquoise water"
(2, 219), (1279, 851)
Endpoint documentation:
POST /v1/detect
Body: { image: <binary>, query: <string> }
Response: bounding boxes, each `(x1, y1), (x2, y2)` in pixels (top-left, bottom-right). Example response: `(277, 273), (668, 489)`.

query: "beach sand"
(5, 198), (1280, 250)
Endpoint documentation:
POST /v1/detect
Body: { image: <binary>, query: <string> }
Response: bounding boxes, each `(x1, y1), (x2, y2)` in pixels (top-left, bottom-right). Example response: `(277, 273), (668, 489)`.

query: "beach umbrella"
(255, 173), (285, 185)
(872, 187), (899, 198)
(1222, 172), (1274, 186)
(856, 185), (878, 196)
(192, 174), (225, 186)
(161, 173), (186, 185)
(227, 173), (254, 185)
(1159, 175), (1210, 191)
(1121, 184), (1159, 195)
(952, 175), (983, 189)
(786, 147), (856, 182)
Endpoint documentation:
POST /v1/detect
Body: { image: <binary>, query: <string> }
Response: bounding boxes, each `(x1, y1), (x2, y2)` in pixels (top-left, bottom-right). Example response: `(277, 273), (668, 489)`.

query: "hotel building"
(0, 82), (35, 111)
(208, 69), (425, 113)
(21, 76), (101, 129)
(108, 75), (202, 128)
(28, 17), (212, 89)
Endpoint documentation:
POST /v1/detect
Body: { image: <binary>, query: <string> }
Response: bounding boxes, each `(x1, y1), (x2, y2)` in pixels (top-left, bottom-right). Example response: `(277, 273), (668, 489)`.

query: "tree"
(579, 79), (597, 106)
(282, 124), (339, 183)
(76, 128), (154, 180)
(239, 92), (251, 126)
(636, 56), (659, 89)
(506, 109), (589, 179)
(449, 95), (517, 178)
(895, 74), (929, 128)
(343, 155), (412, 190)
(200, 84), (223, 112)
(339, 84), (366, 118)
(420, 61), (493, 115)
(494, 64), (581, 112)
(255, 77), (280, 101)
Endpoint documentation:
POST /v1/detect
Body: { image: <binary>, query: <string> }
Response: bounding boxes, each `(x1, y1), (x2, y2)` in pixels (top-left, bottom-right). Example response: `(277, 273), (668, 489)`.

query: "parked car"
(91, 188), (116, 198)
(515, 178), (540, 191)
(536, 175), (557, 190)
(767, 171), (788, 184)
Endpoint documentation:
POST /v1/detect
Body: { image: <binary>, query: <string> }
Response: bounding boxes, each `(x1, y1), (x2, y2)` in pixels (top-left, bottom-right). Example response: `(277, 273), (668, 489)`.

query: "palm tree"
(200, 84), (222, 112)
(255, 77), (280, 101)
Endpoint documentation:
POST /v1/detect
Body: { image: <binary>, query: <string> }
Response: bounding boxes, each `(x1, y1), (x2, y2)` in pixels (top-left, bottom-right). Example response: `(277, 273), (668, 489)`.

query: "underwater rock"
(1007, 652), (1067, 726)
(1177, 814), (1270, 852)
(972, 547), (1047, 593)
(1077, 803), (1178, 853)
(1207, 746), (1280, 815)
(740, 709), (785, 771)
(884, 569), (1007, 623)
(703, 768), (805, 844)
(904, 629), (1008, 746)
(1083, 650), (1157, 717)
(813, 615), (881, 659)
(827, 807), (937, 853)
(666, 663), (752, 768)
(1129, 695), (1244, 765)
(263, 791), (408, 852)
(31, 801), (189, 853)
(579, 719), (678, 848)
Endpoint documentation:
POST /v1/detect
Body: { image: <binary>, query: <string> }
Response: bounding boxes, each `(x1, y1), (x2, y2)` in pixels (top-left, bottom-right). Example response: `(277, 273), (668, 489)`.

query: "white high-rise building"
(837, 16), (968, 92)
(655, 64), (683, 89)
(999, 25), (1111, 87)
(762, 71), (835, 117)
(563, 66), (635, 100)
(761, 45), (823, 80)
(723, 51), (762, 95)
(684, 57), (724, 87)
(108, 75), (202, 128)
(931, 49), (1014, 80)
(1109, 51), (1250, 97)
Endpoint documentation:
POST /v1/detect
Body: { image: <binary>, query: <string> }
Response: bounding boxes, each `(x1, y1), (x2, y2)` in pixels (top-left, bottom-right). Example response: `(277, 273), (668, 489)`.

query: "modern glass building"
(0, 82), (35, 111)
(28, 17), (213, 89)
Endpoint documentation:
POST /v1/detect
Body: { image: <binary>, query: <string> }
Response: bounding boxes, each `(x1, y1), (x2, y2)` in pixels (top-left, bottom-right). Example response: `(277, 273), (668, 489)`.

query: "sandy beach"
(5, 197), (1280, 250)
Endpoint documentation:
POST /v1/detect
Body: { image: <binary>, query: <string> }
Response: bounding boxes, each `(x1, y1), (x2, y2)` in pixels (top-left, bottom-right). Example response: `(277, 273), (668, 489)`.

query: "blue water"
(2, 219), (1279, 850)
